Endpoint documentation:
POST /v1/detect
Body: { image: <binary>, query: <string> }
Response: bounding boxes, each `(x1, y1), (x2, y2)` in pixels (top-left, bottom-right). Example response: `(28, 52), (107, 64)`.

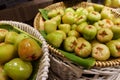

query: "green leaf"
(39, 9), (49, 20)
(0, 24), (42, 46)
(59, 49), (96, 69)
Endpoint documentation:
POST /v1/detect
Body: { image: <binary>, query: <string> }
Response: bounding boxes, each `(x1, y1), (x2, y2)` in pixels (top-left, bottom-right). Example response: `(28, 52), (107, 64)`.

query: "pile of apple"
(105, 0), (120, 8)
(0, 28), (42, 80)
(42, 4), (120, 62)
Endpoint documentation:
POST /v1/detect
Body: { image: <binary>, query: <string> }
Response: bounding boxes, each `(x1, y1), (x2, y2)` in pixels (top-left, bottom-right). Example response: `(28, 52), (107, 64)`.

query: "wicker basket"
(34, 2), (120, 80)
(0, 20), (50, 80)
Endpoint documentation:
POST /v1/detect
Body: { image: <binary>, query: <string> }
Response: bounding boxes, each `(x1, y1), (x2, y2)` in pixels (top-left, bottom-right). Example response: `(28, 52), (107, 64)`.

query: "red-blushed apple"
(74, 38), (92, 58)
(92, 43), (110, 61)
(18, 38), (42, 61)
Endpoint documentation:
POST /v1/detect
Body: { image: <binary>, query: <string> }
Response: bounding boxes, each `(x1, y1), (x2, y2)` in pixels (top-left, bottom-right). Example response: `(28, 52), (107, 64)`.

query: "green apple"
(75, 15), (87, 25)
(94, 19), (113, 30)
(48, 9), (58, 18)
(0, 29), (8, 43)
(75, 38), (92, 58)
(106, 40), (120, 57)
(56, 30), (66, 39)
(76, 22), (88, 33)
(46, 31), (63, 48)
(104, 0), (112, 7)
(101, 7), (114, 20)
(0, 43), (16, 64)
(0, 65), (8, 80)
(93, 4), (104, 12)
(18, 38), (42, 61)
(5, 31), (19, 44)
(97, 28), (113, 43)
(112, 0), (120, 7)
(51, 15), (61, 26)
(62, 12), (75, 24)
(75, 7), (88, 17)
(94, 20), (105, 30)
(87, 11), (101, 22)
(82, 25), (97, 41)
(67, 30), (80, 38)
(86, 6), (94, 12)
(44, 20), (57, 34)
(92, 43), (110, 61)
(58, 24), (71, 34)
(111, 24), (120, 39)
(65, 7), (75, 14)
(4, 58), (32, 80)
(63, 36), (77, 52)
(102, 19), (114, 28)
(71, 24), (77, 30)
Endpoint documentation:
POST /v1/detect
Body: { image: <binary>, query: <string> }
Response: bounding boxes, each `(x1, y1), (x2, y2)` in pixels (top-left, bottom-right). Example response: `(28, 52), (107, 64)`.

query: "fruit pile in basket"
(39, 3), (120, 68)
(0, 24), (42, 80)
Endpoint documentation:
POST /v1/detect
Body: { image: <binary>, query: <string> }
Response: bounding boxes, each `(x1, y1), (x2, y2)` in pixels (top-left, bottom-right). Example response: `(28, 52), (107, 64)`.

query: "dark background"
(0, 0), (89, 26)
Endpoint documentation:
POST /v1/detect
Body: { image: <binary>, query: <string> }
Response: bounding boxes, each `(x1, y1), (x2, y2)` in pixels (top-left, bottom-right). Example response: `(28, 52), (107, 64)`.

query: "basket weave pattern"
(34, 2), (120, 80)
(0, 20), (50, 80)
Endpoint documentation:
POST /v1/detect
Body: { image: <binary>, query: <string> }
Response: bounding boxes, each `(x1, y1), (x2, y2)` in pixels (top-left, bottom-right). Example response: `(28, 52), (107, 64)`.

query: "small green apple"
(106, 40), (120, 57)
(51, 15), (61, 26)
(111, 24), (120, 39)
(86, 6), (94, 12)
(93, 4), (104, 12)
(44, 20), (57, 34)
(48, 9), (58, 18)
(67, 30), (80, 38)
(0, 29), (8, 43)
(63, 36), (77, 52)
(46, 31), (63, 48)
(76, 22), (88, 33)
(5, 31), (19, 44)
(71, 24), (77, 30)
(58, 24), (71, 34)
(104, 0), (112, 7)
(75, 7), (88, 16)
(65, 7), (75, 14)
(0, 43), (16, 64)
(4, 58), (32, 80)
(87, 11), (101, 22)
(56, 30), (66, 39)
(82, 25), (97, 41)
(62, 12), (75, 24)
(112, 0), (120, 8)
(75, 15), (87, 25)
(101, 7), (114, 20)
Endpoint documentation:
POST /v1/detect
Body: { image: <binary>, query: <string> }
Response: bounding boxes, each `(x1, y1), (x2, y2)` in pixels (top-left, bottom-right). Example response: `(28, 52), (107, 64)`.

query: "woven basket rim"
(33, 1), (120, 68)
(0, 20), (50, 80)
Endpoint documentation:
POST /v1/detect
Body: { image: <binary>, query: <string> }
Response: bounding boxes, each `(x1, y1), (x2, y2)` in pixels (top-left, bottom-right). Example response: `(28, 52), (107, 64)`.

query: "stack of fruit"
(104, 0), (120, 8)
(39, 3), (120, 68)
(0, 24), (42, 80)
